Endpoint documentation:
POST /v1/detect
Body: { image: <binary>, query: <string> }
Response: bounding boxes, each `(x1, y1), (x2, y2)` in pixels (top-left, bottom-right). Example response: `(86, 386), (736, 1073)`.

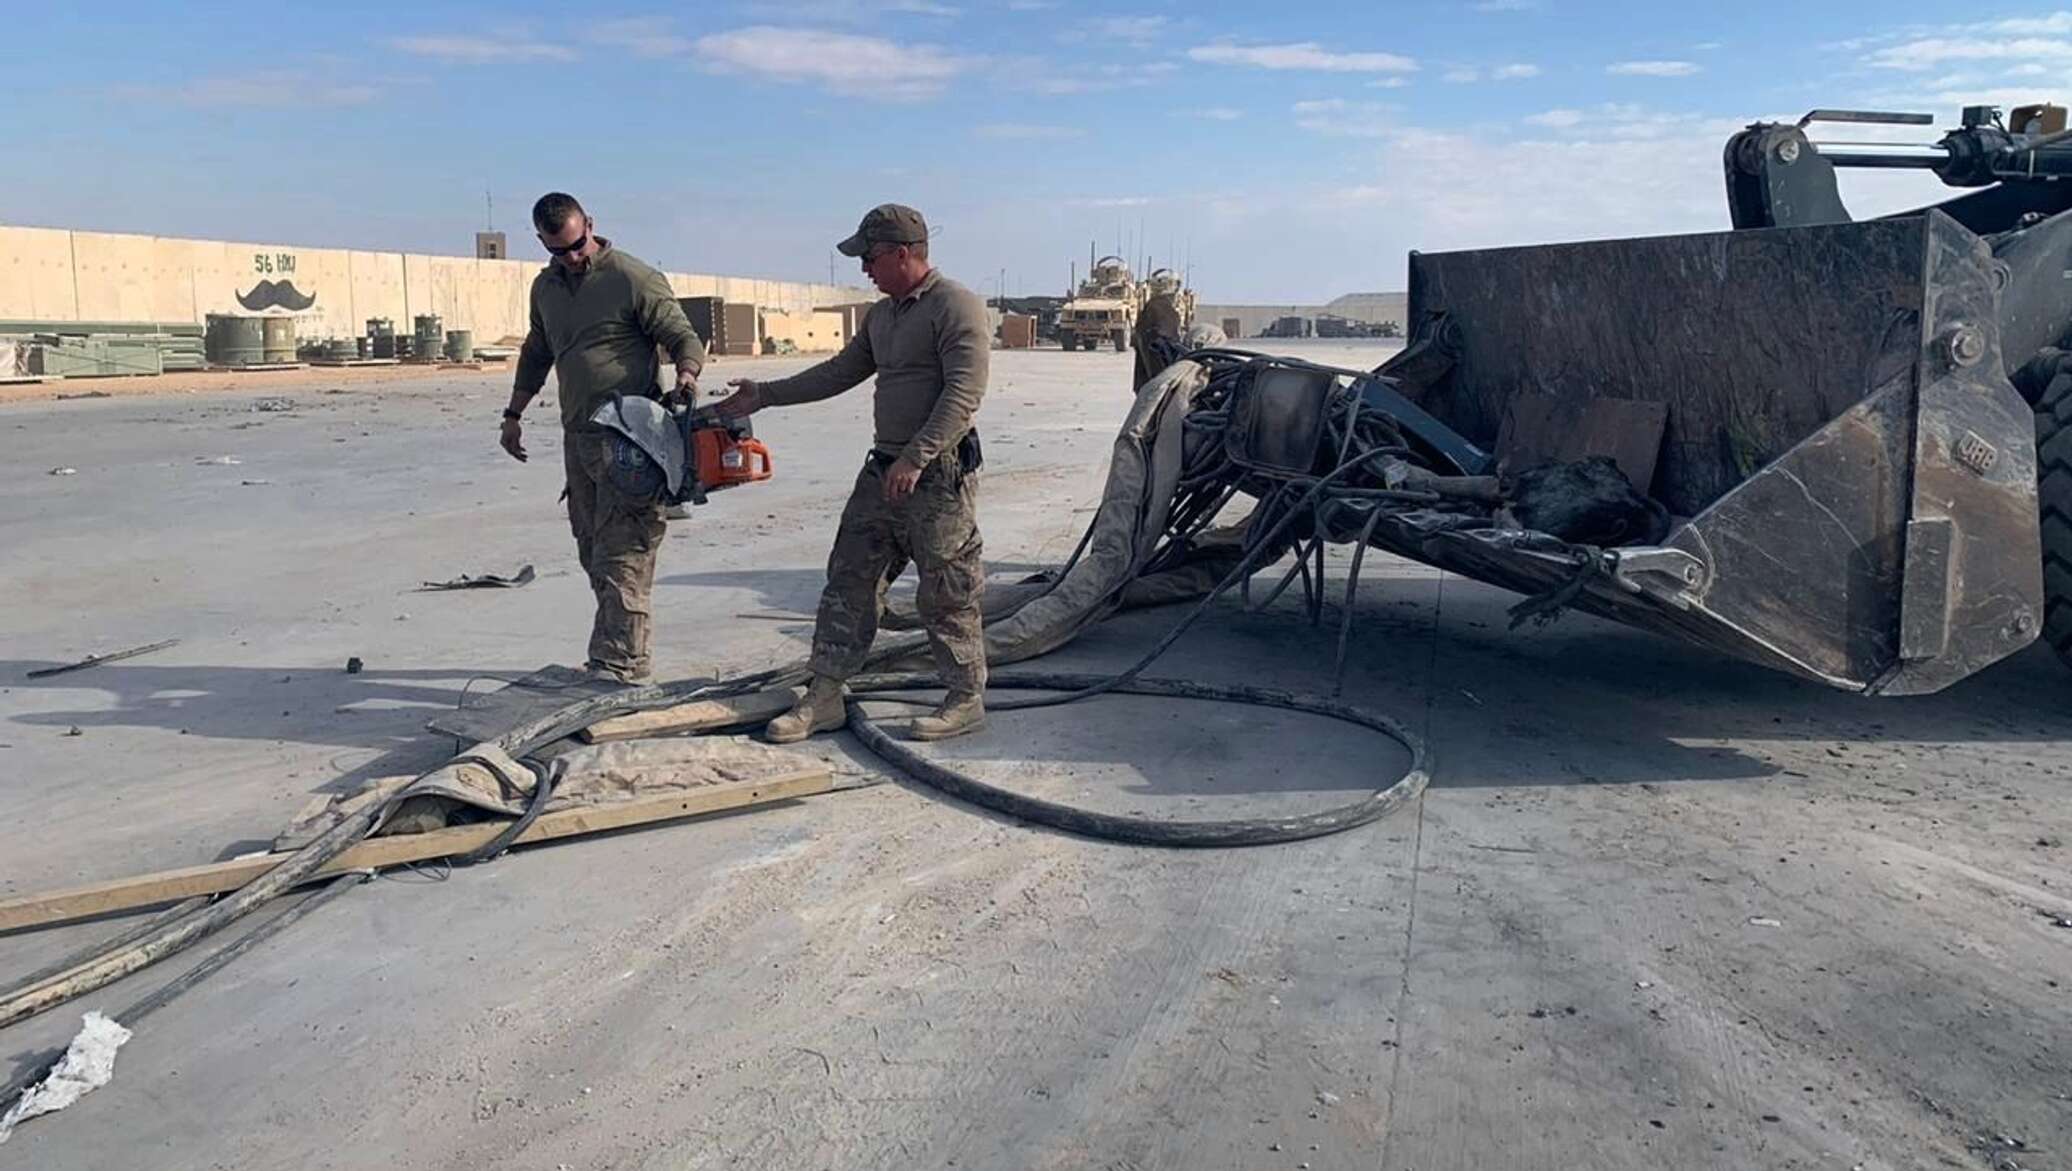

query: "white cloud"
(974, 122), (1084, 139)
(693, 26), (970, 100)
(1068, 196), (1156, 207)
(1190, 107), (1244, 121)
(123, 70), (385, 107)
(741, 0), (962, 19)
(1442, 62), (1538, 82)
(1607, 59), (1701, 76)
(1511, 102), (1738, 142)
(1368, 77), (1411, 89)
(1868, 35), (2072, 70)
(1291, 98), (1398, 137)
(588, 17), (695, 57)
(1984, 12), (2072, 34)
(997, 56), (1168, 94)
(1075, 16), (1168, 47)
(1188, 41), (1417, 73)
(389, 34), (574, 63)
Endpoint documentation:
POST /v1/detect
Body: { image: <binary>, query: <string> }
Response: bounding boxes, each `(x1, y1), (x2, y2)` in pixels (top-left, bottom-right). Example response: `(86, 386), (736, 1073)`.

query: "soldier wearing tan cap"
(715, 204), (992, 742)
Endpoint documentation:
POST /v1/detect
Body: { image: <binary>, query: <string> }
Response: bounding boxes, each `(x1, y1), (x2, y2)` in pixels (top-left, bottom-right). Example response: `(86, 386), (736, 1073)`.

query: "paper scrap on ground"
(0, 1011), (132, 1143)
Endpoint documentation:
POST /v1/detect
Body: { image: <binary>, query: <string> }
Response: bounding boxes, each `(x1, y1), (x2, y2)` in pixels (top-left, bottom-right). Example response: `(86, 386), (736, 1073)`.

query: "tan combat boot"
(910, 691), (986, 741)
(765, 676), (849, 744)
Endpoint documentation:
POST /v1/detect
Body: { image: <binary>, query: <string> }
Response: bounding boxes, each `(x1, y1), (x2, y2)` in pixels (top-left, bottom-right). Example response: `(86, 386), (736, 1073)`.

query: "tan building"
(0, 223), (872, 346)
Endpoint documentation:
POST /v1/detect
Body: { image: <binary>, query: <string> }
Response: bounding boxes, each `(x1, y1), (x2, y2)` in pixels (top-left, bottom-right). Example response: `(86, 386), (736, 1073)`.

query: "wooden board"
(0, 767), (831, 933)
(309, 358), (401, 367)
(577, 688), (797, 743)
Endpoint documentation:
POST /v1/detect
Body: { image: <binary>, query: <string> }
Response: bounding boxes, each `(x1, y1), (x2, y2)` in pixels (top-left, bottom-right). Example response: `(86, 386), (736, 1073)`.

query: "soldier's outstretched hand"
(716, 379), (763, 418)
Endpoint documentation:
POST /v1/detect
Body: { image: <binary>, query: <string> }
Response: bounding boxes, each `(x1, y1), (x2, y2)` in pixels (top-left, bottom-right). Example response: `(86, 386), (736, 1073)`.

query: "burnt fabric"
(1502, 455), (1670, 547)
(812, 451), (986, 695)
(564, 433), (667, 678)
(1133, 293), (1184, 391)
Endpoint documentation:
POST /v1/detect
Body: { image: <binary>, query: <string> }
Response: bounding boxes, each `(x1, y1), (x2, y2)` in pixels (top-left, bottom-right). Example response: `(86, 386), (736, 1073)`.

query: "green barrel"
(324, 339), (359, 362)
(204, 314), (264, 366)
(412, 315), (443, 361)
(261, 317), (296, 364)
(444, 329), (474, 361)
(366, 318), (396, 359)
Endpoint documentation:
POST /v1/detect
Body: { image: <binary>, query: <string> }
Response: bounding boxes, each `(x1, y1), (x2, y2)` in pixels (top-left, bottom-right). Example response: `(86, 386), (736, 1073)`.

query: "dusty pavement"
(2, 341), (2068, 1170)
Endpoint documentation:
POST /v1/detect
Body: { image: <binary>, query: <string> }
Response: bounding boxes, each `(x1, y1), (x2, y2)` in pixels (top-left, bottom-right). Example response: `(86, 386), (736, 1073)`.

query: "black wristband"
(502, 408), (523, 421)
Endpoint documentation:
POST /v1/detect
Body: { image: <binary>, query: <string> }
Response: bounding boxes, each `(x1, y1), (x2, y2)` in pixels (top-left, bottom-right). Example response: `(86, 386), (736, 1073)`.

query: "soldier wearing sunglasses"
(502, 192), (706, 683)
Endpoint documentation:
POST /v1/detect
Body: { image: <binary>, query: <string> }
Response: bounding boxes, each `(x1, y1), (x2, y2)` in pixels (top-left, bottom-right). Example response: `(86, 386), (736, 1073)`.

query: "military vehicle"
(1058, 255), (1141, 352)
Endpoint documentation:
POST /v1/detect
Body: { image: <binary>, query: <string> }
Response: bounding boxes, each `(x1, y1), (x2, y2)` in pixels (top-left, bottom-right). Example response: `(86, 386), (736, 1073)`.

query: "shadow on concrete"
(0, 662), (528, 796)
(660, 561), (1055, 615)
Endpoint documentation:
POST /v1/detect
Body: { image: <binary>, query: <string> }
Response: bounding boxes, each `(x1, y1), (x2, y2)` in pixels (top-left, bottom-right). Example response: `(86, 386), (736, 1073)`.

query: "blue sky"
(1, 2), (2062, 300)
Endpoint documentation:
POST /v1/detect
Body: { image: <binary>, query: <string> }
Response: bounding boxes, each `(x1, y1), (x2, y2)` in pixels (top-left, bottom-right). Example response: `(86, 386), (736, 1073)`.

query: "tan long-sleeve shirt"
(514, 240), (706, 430)
(756, 270), (989, 465)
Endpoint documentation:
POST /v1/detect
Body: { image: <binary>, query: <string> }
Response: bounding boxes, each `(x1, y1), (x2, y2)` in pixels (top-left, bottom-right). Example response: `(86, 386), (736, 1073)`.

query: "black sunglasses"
(543, 232), (590, 257)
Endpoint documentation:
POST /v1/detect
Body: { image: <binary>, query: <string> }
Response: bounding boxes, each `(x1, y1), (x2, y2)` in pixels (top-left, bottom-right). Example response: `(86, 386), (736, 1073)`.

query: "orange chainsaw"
(680, 406), (773, 504)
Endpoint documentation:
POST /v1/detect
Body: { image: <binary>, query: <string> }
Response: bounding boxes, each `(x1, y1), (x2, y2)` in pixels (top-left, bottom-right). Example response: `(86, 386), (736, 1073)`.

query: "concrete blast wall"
(1199, 293), (1406, 339)
(0, 224), (873, 343)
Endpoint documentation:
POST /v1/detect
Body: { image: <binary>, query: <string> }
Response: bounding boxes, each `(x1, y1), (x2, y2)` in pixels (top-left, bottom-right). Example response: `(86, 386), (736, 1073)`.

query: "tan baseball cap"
(836, 203), (929, 257)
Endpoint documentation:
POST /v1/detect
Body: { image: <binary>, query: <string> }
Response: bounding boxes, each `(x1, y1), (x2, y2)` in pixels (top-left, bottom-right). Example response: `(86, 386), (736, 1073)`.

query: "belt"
(867, 430), (983, 473)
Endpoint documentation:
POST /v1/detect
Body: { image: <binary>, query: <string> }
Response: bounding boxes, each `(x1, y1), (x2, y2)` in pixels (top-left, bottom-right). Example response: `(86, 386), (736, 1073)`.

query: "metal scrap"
(416, 565), (536, 592)
(27, 639), (180, 679)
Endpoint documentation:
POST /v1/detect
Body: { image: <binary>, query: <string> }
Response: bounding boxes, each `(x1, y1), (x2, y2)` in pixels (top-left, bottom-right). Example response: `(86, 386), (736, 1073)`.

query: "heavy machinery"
(1058, 255), (1142, 352)
(1336, 102), (2072, 694)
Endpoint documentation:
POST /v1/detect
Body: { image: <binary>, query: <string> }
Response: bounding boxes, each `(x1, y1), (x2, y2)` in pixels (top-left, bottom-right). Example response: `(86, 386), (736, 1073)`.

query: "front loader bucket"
(1391, 210), (2042, 694)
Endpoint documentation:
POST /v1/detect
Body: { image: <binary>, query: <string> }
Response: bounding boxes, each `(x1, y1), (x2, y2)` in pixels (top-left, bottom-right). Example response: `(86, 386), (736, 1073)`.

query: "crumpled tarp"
(275, 734), (818, 844)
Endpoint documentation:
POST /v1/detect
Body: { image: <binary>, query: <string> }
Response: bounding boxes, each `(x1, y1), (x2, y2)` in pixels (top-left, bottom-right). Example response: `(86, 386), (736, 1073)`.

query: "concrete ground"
(1, 341), (2067, 1170)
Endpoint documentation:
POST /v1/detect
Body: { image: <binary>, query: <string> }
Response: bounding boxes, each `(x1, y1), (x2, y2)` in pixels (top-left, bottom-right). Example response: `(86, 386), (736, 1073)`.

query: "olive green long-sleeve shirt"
(756, 270), (989, 465)
(514, 240), (706, 430)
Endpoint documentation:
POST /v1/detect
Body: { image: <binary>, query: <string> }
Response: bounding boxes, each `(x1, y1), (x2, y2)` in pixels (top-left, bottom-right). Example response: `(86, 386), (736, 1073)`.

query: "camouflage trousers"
(564, 431), (666, 680)
(810, 451), (986, 695)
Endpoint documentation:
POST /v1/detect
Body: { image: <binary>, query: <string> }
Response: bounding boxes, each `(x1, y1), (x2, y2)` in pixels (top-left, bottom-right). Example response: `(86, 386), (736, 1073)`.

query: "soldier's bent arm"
(512, 292), (553, 405)
(635, 267), (707, 374)
(901, 293), (989, 466)
(757, 324), (877, 407)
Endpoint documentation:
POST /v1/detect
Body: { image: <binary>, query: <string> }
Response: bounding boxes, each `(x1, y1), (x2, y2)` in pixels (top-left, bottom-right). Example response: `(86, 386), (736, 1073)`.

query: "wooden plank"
(577, 688), (797, 743)
(0, 768), (831, 933)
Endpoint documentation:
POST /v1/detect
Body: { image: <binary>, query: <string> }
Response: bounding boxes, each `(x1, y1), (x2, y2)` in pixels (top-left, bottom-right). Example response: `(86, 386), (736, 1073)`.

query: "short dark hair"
(532, 192), (584, 233)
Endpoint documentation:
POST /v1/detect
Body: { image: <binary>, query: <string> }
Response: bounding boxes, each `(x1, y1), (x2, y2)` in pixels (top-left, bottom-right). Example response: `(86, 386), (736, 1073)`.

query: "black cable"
(0, 873), (367, 1107)
(459, 757), (562, 864)
(844, 672), (1425, 848)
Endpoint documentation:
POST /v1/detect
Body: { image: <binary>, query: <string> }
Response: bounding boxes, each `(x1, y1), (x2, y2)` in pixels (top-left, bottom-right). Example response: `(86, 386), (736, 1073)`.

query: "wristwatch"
(502, 408), (523, 421)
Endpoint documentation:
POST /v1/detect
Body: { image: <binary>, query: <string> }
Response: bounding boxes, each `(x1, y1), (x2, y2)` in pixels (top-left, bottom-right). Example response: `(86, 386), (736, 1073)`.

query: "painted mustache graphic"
(237, 279), (317, 312)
